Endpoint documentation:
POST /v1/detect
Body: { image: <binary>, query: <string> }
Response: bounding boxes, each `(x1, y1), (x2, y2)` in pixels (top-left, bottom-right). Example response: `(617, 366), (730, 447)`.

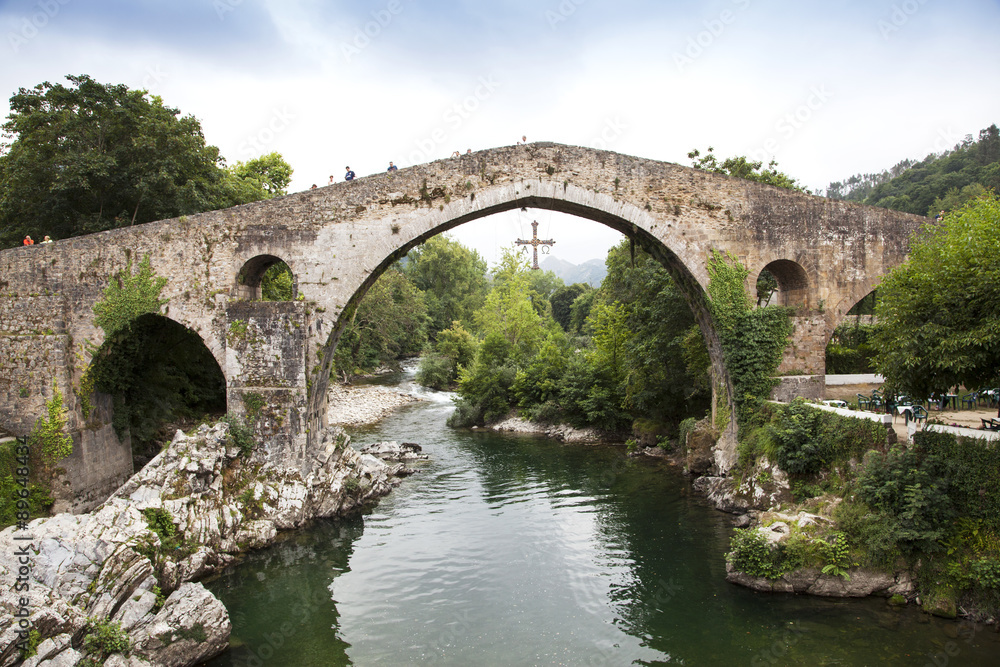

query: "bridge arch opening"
(237, 254), (297, 301)
(825, 289), (879, 375)
(310, 187), (736, 468)
(87, 313), (226, 469)
(755, 260), (810, 310)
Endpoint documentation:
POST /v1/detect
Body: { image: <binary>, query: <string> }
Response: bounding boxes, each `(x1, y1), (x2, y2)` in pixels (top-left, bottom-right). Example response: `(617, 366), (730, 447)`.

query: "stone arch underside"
(308, 186), (739, 473)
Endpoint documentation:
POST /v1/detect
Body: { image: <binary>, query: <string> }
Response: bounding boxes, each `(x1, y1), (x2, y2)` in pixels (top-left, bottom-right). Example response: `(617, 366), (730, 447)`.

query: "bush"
(83, 618), (131, 658)
(222, 414), (255, 457)
(416, 353), (454, 390)
(727, 528), (790, 579)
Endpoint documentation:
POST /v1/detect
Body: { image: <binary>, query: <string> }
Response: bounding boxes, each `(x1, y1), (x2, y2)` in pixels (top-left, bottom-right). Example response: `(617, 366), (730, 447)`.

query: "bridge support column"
(225, 301), (309, 466)
(771, 314), (828, 402)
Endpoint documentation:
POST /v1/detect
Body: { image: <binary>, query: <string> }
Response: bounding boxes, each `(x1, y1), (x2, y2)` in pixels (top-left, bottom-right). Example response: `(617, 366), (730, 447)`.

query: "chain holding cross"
(516, 221), (555, 270)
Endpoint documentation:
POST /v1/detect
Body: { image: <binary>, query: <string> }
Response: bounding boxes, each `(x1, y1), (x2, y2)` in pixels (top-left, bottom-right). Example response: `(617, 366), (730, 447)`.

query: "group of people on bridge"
(21, 235), (52, 246)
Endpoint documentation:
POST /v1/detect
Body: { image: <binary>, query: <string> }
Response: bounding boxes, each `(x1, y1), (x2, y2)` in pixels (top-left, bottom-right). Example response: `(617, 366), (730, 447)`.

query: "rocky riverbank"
(487, 416), (606, 443)
(0, 423), (411, 666)
(328, 383), (420, 426)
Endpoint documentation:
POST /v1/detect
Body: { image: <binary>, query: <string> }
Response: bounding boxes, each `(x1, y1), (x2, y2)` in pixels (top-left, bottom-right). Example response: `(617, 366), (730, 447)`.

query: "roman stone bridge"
(0, 143), (926, 511)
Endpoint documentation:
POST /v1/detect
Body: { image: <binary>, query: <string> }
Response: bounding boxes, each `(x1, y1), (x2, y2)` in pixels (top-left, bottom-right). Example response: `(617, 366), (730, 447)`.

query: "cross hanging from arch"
(516, 221), (555, 270)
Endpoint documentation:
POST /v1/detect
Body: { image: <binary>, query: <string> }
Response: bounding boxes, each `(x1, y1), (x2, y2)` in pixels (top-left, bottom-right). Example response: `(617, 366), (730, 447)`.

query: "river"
(204, 370), (1000, 665)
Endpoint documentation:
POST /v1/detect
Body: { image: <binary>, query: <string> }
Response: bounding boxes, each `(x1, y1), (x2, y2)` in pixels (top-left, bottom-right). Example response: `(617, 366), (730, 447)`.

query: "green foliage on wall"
(30, 382), (73, 478)
(92, 254), (169, 337)
(706, 250), (793, 424)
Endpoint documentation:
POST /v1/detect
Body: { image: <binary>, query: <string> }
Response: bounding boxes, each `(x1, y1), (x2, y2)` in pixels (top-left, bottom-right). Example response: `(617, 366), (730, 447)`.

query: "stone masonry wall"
(0, 142), (929, 479)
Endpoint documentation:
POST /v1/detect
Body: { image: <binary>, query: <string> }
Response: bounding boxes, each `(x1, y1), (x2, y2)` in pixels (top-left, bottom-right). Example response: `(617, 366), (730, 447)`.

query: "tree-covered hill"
(825, 123), (999, 217)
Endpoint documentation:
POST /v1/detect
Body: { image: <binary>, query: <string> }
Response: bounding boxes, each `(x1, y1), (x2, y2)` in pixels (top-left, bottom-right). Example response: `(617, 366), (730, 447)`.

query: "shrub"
(222, 414), (255, 457)
(727, 528), (789, 579)
(83, 618), (131, 658)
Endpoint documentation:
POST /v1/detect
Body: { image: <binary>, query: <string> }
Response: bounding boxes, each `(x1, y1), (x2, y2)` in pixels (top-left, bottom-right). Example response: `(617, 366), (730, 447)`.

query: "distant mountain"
(540, 256), (607, 287)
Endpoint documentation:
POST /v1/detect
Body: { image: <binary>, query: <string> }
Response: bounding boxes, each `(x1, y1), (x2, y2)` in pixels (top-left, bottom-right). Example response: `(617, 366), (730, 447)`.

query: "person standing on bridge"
(22, 235), (33, 246)
(345, 166), (356, 181)
(387, 162), (398, 172)
(41, 235), (52, 244)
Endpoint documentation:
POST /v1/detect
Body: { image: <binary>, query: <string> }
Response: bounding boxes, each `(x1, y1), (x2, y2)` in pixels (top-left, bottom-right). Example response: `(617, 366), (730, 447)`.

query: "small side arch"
(236, 254), (298, 301)
(755, 259), (811, 310)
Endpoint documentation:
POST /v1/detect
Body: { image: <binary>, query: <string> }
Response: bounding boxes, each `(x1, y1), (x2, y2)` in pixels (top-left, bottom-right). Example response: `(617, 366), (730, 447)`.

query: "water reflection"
(205, 375), (1000, 666)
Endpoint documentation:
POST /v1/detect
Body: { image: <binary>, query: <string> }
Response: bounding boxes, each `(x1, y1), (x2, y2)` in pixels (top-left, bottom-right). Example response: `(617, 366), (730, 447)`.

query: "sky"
(1, 0), (998, 265)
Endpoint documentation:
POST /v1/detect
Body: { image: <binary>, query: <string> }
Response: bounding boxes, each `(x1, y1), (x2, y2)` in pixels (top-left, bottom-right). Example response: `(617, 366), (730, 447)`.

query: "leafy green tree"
(596, 242), (709, 420)
(260, 262), (294, 301)
(0, 75), (290, 246)
(872, 195), (1000, 406)
(452, 249), (552, 425)
(404, 235), (489, 338)
(416, 321), (477, 390)
(92, 254), (169, 336)
(550, 283), (590, 332)
(525, 269), (564, 315)
(927, 183), (987, 217)
(334, 267), (429, 379)
(688, 147), (803, 192)
(224, 152), (293, 200)
(512, 332), (569, 409)
(569, 289), (596, 334)
(473, 249), (549, 365)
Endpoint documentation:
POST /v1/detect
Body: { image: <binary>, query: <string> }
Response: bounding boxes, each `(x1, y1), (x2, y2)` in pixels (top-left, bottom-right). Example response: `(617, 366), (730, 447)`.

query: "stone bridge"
(0, 143), (926, 511)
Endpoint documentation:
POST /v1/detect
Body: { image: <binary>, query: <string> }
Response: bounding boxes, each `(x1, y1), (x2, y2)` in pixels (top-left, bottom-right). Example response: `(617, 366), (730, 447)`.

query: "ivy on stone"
(93, 254), (169, 337)
(706, 250), (793, 424)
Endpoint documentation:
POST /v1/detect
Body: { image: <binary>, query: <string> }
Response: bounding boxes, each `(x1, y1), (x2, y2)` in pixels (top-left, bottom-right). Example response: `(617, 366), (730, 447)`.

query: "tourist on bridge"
(345, 166), (356, 181)
(41, 235), (52, 244)
(22, 235), (33, 246)
(387, 162), (397, 172)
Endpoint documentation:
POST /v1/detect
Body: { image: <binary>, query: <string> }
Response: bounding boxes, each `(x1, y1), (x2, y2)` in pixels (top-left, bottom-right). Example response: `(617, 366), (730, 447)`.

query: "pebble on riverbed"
(328, 384), (420, 426)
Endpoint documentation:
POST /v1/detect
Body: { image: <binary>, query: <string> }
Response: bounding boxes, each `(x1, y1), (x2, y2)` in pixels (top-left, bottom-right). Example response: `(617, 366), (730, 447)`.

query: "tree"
(0, 75), (290, 246)
(688, 147), (804, 192)
(596, 241), (709, 420)
(222, 152), (293, 201)
(416, 321), (477, 390)
(872, 195), (1000, 408)
(550, 283), (590, 332)
(404, 235), (489, 338)
(333, 267), (429, 379)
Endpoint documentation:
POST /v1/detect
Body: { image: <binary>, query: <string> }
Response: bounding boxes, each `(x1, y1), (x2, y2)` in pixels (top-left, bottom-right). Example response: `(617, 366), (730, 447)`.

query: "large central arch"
(304, 180), (737, 471)
(0, 142), (928, 499)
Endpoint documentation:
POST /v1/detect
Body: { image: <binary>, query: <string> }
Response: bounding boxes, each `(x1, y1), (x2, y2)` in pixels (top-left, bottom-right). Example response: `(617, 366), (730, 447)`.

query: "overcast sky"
(2, 0), (998, 265)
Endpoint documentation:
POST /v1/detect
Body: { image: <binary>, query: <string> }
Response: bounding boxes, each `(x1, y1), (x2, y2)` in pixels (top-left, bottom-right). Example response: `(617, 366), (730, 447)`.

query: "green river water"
(203, 371), (1000, 665)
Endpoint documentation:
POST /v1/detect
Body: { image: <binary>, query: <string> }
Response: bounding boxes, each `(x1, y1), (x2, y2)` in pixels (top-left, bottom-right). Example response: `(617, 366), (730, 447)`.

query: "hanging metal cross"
(515, 221), (555, 270)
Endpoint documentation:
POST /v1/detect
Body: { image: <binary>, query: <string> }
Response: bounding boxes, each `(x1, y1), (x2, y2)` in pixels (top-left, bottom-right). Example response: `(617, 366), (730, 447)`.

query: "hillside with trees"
(825, 123), (999, 216)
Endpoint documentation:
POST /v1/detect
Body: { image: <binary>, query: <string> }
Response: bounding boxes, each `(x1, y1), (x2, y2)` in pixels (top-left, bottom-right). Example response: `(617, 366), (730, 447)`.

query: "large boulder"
(0, 423), (403, 666)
